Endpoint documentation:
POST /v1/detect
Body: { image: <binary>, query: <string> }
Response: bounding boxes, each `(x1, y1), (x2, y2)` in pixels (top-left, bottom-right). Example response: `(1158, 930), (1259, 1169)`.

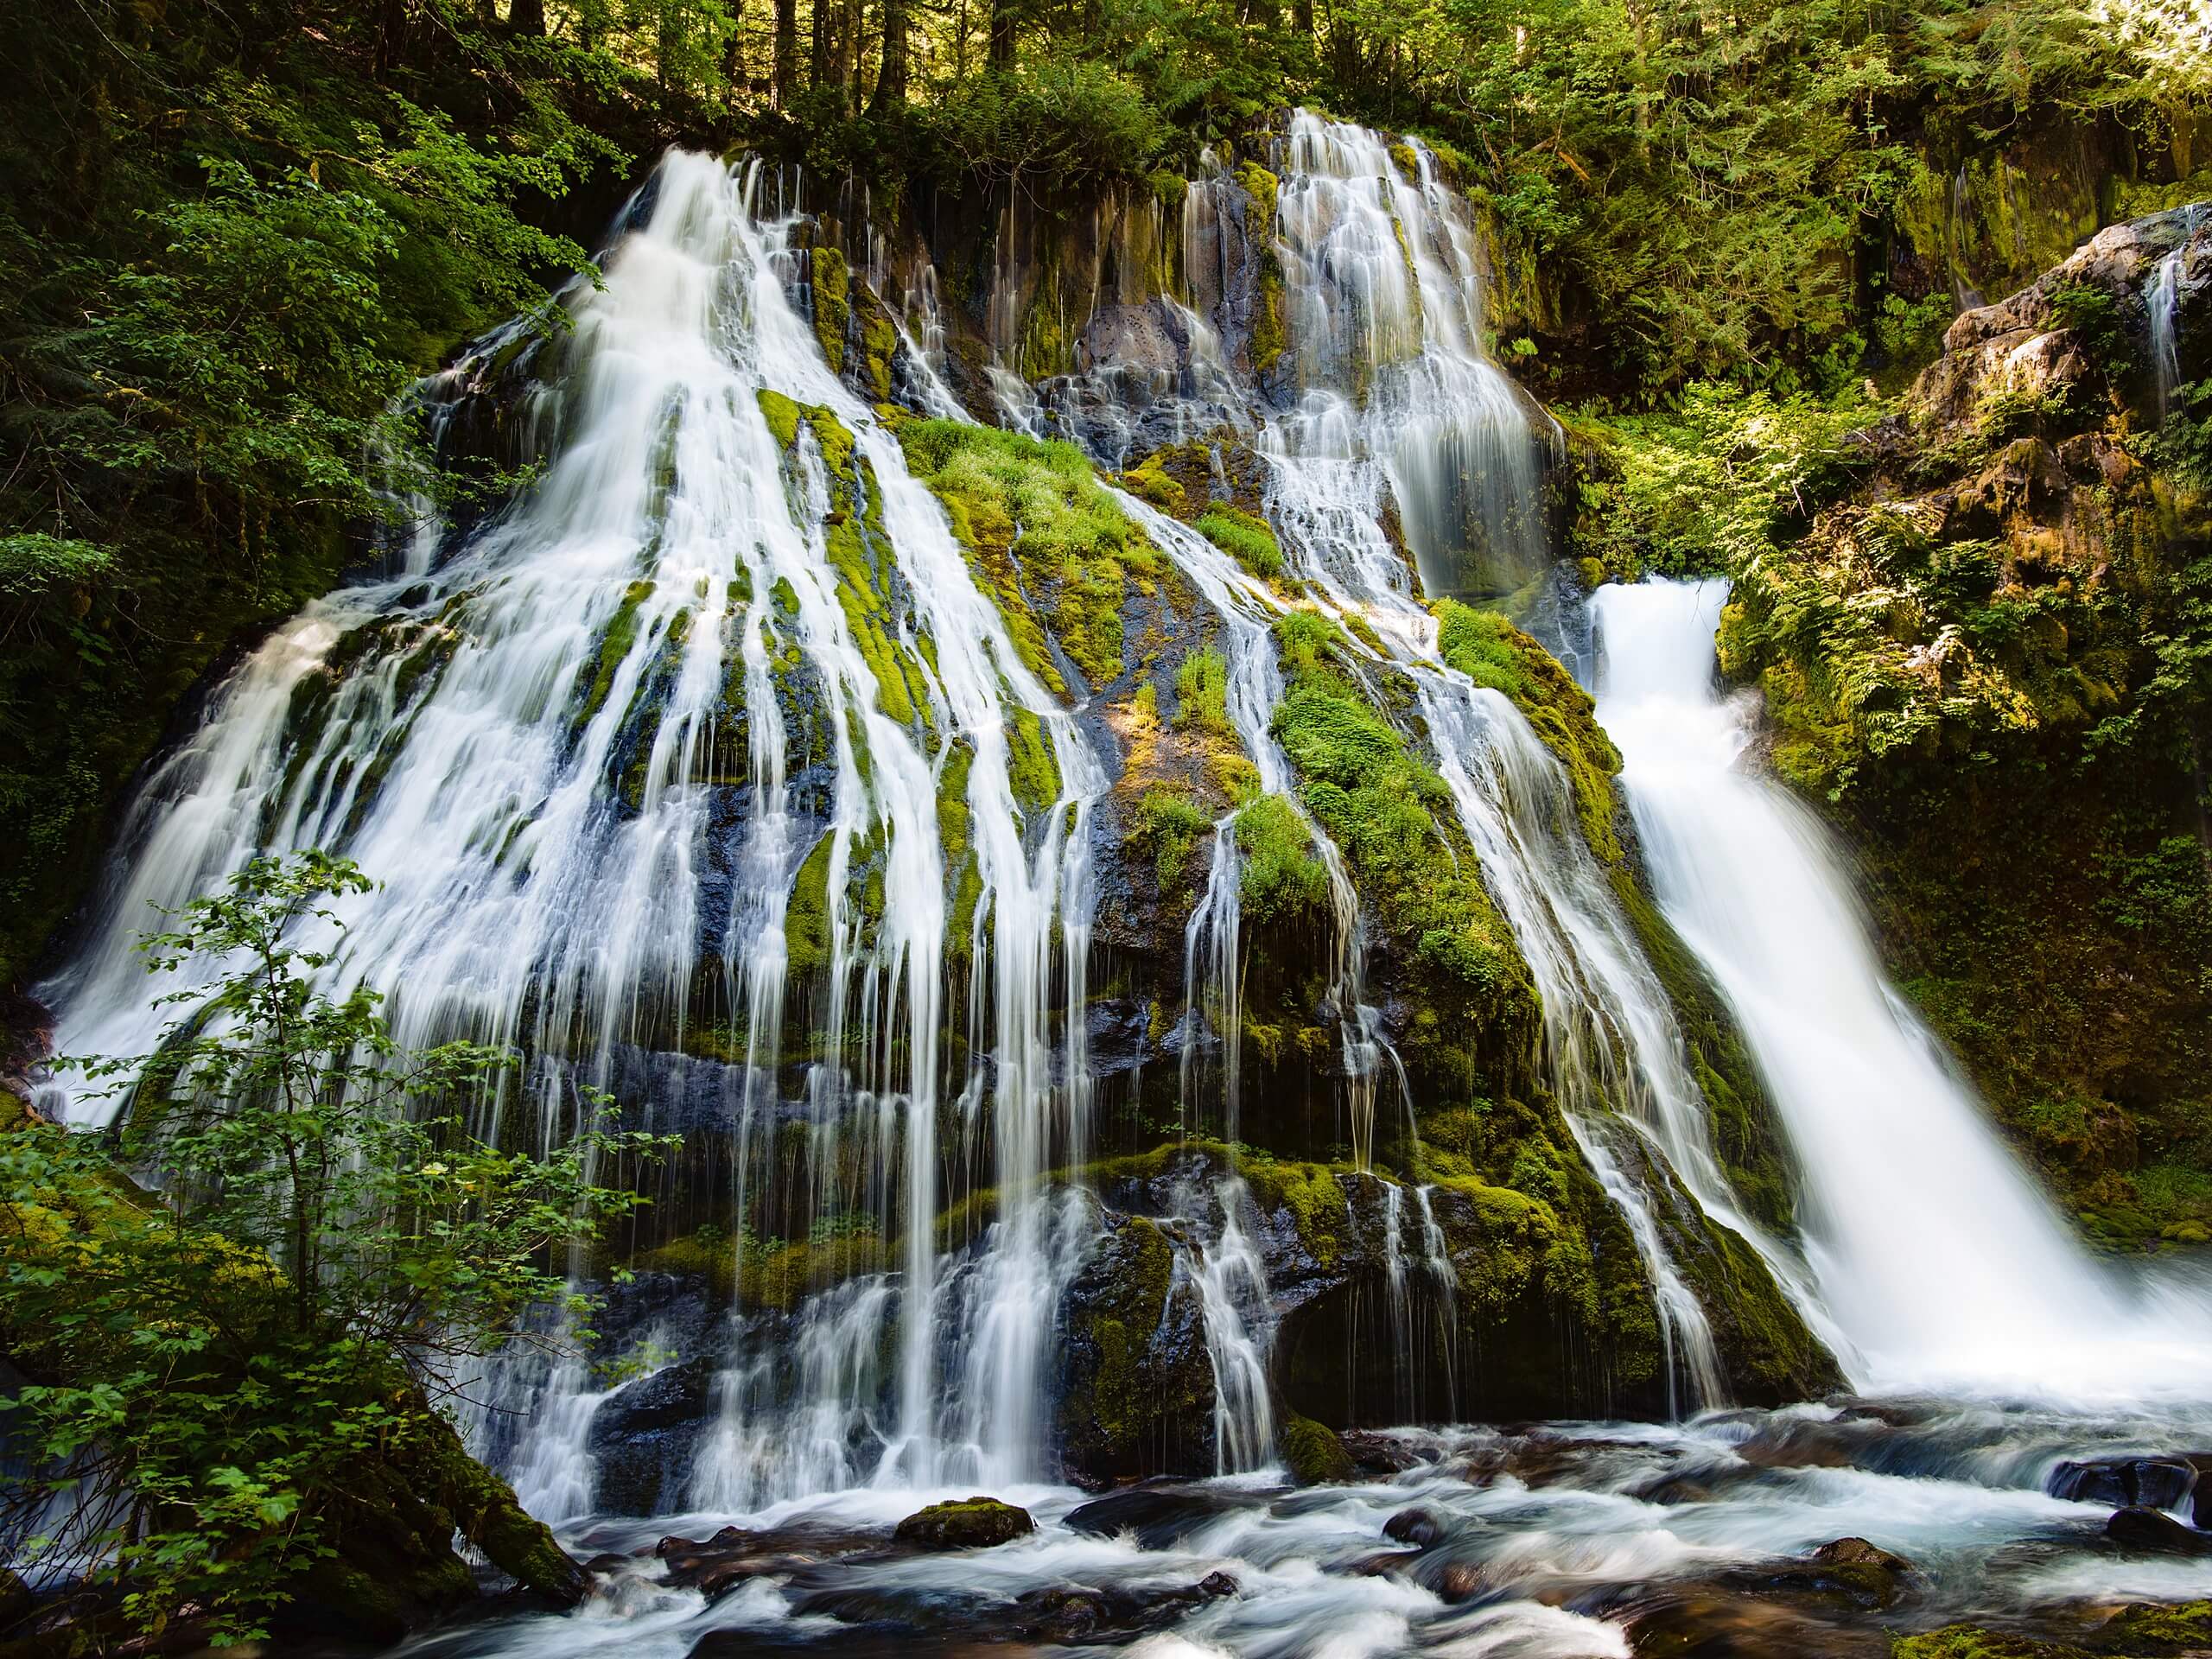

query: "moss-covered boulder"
(892, 1497), (1036, 1550)
(1280, 1414), (1356, 1484)
(1056, 1213), (1217, 1484)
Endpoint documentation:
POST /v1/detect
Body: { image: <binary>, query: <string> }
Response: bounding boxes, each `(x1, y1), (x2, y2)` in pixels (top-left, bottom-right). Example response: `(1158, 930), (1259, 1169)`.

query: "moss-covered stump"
(283, 1408), (587, 1643)
(893, 1497), (1036, 1549)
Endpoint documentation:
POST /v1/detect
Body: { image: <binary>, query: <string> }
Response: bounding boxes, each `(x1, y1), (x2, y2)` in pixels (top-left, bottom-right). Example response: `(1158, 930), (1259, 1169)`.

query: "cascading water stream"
(1592, 577), (2212, 1398)
(1270, 112), (1554, 603)
(40, 150), (1109, 1507)
(2149, 204), (2203, 420)
(1240, 111), (1827, 1408)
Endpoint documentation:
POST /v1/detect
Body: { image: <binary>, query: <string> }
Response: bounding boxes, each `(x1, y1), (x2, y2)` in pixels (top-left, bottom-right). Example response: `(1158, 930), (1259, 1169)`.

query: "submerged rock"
(1065, 1485), (1243, 1548)
(1383, 1506), (1448, 1548)
(1008, 1571), (1238, 1641)
(1618, 1588), (1892, 1658)
(655, 1524), (888, 1599)
(1716, 1536), (1916, 1613)
(892, 1497), (1035, 1550)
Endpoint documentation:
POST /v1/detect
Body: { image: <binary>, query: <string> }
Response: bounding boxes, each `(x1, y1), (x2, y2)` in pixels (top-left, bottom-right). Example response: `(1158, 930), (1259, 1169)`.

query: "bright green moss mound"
(1280, 1414), (1355, 1484)
(1892, 1602), (2212, 1658)
(1236, 792), (1328, 922)
(1195, 505), (1283, 581)
(899, 418), (1162, 693)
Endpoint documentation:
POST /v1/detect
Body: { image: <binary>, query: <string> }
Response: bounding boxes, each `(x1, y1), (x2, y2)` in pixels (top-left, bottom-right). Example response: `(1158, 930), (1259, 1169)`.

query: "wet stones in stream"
(2050, 1453), (2212, 1524)
(1719, 1537), (1917, 1611)
(1064, 1484), (1250, 1548)
(2104, 1505), (2212, 1556)
(786, 1567), (1241, 1646)
(655, 1523), (893, 1599)
(1383, 1505), (1448, 1548)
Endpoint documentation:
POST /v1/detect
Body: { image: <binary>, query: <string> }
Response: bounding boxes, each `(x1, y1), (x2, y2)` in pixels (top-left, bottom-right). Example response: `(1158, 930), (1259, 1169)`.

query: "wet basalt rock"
(1008, 1571), (1240, 1641)
(1341, 1429), (1429, 1475)
(1065, 1484), (1249, 1548)
(1383, 1505), (1448, 1548)
(2049, 1454), (2209, 1516)
(655, 1524), (893, 1599)
(1719, 1537), (1917, 1611)
(2105, 1505), (2212, 1557)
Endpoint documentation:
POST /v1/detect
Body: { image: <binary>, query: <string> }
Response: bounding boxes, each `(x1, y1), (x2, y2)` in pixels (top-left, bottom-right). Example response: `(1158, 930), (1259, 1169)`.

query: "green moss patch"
(1196, 505), (1283, 581)
(899, 418), (1162, 694)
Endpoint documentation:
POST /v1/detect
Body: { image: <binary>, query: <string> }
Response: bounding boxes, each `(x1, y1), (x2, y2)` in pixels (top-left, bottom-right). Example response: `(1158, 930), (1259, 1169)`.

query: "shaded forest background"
(0, 0), (2205, 998)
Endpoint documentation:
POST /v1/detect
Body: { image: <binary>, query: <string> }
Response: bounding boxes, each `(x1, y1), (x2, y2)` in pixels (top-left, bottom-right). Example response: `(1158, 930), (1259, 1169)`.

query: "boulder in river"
(1281, 1414), (1357, 1484)
(1383, 1506), (1447, 1548)
(891, 1496), (1035, 1550)
(2046, 1455), (2201, 1512)
(1065, 1485), (1243, 1548)
(2105, 1505), (2212, 1556)
(1009, 1571), (1238, 1641)
(1722, 1537), (1915, 1611)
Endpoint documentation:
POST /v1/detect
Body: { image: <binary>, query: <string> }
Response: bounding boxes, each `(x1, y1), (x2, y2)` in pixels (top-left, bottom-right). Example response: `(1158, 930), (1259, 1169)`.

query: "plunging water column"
(1592, 577), (2212, 1396)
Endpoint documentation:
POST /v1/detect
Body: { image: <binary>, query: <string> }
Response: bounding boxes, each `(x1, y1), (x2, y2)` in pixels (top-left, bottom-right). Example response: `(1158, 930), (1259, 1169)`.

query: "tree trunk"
(846, 0), (865, 114)
(374, 0), (410, 79)
(509, 0), (547, 32)
(988, 0), (1016, 72)
(775, 0), (799, 105)
(870, 0), (908, 111)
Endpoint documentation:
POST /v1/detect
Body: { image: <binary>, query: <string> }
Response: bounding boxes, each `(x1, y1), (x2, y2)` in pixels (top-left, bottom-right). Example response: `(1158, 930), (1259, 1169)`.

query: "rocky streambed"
(384, 1397), (2212, 1659)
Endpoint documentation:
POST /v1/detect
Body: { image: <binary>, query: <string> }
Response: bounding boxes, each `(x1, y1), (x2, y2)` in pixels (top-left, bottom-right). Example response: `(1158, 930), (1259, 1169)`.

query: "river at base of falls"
(388, 1395), (2212, 1659)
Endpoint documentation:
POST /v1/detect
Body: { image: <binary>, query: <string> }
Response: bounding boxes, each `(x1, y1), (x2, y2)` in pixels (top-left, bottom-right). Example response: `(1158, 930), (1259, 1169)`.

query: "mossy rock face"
(1055, 1213), (1218, 1483)
(897, 417), (1165, 697)
(810, 243), (852, 374)
(893, 1496), (1036, 1549)
(1892, 1599), (2212, 1658)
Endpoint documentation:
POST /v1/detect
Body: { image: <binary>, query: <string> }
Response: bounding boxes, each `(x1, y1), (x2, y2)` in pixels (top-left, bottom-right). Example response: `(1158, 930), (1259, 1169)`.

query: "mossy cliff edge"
(1681, 206), (2212, 1251)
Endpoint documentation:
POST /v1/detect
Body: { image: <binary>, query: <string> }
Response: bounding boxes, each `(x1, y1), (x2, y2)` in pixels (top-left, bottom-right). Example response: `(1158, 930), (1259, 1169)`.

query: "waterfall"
(1270, 111), (1554, 602)
(40, 151), (1109, 1504)
(1241, 113), (1793, 1410)
(2149, 205), (2202, 420)
(1591, 577), (2212, 1398)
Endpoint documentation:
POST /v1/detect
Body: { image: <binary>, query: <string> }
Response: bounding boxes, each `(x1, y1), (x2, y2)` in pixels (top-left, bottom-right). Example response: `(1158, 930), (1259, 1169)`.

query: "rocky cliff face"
(285, 124), (1843, 1502)
(1716, 203), (2212, 1247)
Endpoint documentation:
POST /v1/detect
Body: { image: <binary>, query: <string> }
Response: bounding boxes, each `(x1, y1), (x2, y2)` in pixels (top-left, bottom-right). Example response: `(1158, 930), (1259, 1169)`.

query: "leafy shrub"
(0, 854), (666, 1641)
(924, 58), (1168, 186)
(1174, 646), (1233, 735)
(1133, 785), (1216, 892)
